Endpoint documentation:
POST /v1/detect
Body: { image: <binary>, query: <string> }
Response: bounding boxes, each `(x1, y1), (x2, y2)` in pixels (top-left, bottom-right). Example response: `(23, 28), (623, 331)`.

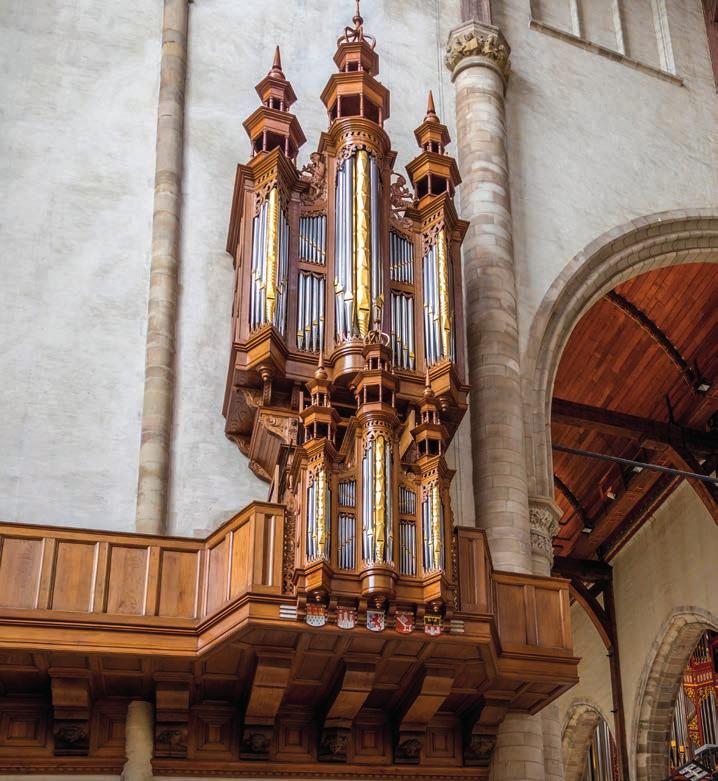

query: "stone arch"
(632, 607), (718, 781)
(562, 699), (613, 781)
(521, 209), (718, 499)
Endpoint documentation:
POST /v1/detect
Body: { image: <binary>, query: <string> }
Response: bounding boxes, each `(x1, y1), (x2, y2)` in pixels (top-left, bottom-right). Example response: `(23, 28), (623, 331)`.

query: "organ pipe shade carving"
(422, 483), (444, 572)
(250, 187), (289, 334)
(422, 229), (454, 365)
(337, 512), (356, 569)
(299, 214), (326, 264)
(389, 230), (414, 283)
(306, 467), (331, 561)
(399, 520), (417, 576)
(362, 432), (393, 564)
(390, 292), (415, 370)
(335, 151), (382, 340)
(297, 272), (325, 352)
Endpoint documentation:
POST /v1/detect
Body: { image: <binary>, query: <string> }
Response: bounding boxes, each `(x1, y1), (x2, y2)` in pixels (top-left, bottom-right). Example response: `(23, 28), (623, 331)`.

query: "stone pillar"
(135, 0), (189, 535)
(446, 21), (549, 781)
(121, 700), (154, 781)
(445, 21), (530, 574)
(530, 497), (565, 781)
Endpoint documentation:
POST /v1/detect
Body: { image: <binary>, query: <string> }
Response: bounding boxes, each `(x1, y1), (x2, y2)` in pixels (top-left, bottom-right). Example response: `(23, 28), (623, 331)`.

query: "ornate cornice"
(445, 21), (510, 81)
(529, 496), (561, 567)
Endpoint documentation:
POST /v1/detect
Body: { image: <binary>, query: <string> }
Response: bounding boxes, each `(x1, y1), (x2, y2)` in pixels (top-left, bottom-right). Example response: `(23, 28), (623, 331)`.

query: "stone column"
(445, 21), (531, 574)
(135, 0), (189, 535)
(121, 700), (154, 781)
(530, 497), (566, 781)
(446, 21), (548, 781)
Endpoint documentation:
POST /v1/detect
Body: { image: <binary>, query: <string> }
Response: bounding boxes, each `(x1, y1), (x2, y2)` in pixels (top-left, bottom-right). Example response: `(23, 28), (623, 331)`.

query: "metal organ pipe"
(335, 151), (382, 341)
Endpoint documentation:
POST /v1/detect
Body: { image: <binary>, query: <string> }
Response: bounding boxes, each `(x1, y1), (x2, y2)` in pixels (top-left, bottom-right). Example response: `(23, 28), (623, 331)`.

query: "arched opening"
(563, 701), (617, 781)
(522, 209), (718, 502)
(524, 212), (718, 781)
(633, 609), (718, 781)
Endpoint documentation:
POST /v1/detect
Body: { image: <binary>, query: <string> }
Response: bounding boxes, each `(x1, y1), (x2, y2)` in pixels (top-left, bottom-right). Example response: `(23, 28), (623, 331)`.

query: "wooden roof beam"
(552, 556), (612, 582)
(605, 291), (703, 391)
(552, 398), (718, 455)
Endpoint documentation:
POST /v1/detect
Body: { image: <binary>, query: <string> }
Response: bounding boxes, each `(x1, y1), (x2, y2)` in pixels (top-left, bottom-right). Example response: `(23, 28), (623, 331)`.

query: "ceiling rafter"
(605, 290), (700, 390)
(553, 473), (591, 530)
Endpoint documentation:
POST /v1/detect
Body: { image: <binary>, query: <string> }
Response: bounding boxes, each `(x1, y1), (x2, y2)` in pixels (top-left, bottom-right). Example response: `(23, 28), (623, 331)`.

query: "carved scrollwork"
(300, 152), (327, 206)
(389, 173), (415, 228)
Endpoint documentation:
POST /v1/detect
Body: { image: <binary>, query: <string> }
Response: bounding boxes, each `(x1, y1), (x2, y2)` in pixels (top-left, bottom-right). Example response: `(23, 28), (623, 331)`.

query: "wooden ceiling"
(551, 262), (718, 560)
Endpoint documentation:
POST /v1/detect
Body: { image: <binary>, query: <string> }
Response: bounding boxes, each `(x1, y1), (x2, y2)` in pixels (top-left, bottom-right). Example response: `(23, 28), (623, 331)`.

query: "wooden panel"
(51, 542), (96, 612)
(456, 529), (490, 614)
(229, 523), (252, 599)
(0, 705), (49, 752)
(205, 537), (229, 615)
(494, 582), (528, 646)
(0, 538), (43, 609)
(191, 706), (237, 759)
(276, 715), (312, 760)
(106, 546), (148, 615)
(535, 587), (565, 649)
(158, 549), (199, 618)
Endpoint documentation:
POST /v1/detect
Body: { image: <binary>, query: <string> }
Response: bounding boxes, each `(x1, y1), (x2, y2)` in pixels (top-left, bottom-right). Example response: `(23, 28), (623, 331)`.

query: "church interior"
(0, 1), (716, 780)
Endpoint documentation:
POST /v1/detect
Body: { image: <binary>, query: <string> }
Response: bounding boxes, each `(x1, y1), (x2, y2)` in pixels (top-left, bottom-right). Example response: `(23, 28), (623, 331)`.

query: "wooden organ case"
(0, 7), (577, 779)
(224, 10), (472, 616)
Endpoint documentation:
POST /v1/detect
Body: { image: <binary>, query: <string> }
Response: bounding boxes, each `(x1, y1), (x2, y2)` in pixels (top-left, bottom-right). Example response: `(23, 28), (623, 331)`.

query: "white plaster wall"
(556, 602), (615, 736)
(169, 0), (462, 535)
(496, 0), (718, 353)
(613, 482), (718, 767)
(0, 1), (160, 531)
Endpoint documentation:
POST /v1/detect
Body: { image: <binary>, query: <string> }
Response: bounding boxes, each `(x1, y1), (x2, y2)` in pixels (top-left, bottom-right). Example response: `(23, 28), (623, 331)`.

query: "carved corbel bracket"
(394, 664), (456, 764)
(463, 694), (511, 767)
(50, 676), (90, 756)
(241, 653), (293, 760)
(154, 679), (191, 759)
(319, 660), (376, 762)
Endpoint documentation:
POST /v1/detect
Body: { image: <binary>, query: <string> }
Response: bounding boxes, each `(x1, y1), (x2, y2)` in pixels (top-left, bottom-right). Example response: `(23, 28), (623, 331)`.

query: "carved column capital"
(528, 497), (561, 569)
(445, 20), (511, 83)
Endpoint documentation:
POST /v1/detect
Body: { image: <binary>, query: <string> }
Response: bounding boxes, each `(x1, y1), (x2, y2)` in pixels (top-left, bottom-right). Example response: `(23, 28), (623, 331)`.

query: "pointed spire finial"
(424, 366), (434, 398)
(269, 45), (284, 78)
(425, 90), (439, 123)
(353, 0), (363, 27)
(315, 350), (328, 381)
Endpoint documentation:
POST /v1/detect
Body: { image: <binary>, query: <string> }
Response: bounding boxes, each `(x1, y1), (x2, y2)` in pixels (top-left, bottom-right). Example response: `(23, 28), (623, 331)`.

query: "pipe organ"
(0, 7), (579, 777)
(224, 3), (470, 621)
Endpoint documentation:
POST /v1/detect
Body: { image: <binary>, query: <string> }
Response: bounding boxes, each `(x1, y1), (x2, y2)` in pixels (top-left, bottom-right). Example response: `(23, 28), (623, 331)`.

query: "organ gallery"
(0, 6), (578, 776)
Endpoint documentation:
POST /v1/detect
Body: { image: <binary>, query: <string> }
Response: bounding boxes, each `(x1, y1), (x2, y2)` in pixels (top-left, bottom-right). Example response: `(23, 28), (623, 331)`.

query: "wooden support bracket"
(241, 653), (292, 760)
(50, 675), (91, 756)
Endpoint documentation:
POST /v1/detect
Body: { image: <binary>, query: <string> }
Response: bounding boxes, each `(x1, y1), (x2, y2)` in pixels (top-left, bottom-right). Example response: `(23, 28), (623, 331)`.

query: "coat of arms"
(366, 609), (385, 632)
(424, 614), (443, 636)
(395, 611), (414, 634)
(306, 604), (327, 627)
(337, 607), (356, 629)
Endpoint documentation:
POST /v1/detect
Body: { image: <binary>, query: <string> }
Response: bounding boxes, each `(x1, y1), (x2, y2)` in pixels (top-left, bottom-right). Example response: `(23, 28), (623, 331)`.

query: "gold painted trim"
(265, 186), (280, 322)
(355, 150), (371, 337)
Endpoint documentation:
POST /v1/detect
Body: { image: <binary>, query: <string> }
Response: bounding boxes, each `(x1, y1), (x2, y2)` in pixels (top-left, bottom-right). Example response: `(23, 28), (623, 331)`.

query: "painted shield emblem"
(366, 609), (385, 632)
(424, 614), (443, 636)
(306, 604), (327, 627)
(337, 607), (356, 630)
(395, 611), (414, 634)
